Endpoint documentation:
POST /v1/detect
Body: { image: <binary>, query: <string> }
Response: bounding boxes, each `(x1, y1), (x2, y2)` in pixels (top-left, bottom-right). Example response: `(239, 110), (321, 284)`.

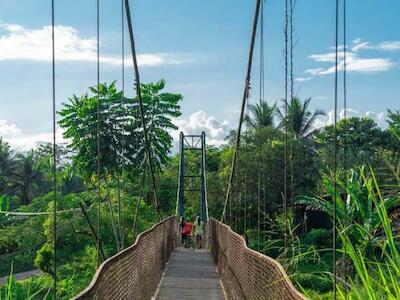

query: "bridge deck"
(154, 248), (225, 300)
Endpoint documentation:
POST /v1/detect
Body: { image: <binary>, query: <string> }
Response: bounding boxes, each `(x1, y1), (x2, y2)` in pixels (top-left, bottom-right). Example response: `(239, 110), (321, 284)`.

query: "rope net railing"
(73, 216), (179, 300)
(207, 218), (306, 300)
(72, 215), (306, 299)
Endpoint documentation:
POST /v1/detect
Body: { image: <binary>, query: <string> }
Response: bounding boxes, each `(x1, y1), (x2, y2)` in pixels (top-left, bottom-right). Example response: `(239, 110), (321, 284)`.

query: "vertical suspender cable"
(244, 112), (248, 234)
(257, 0), (264, 251)
(221, 0), (261, 222)
(343, 0), (348, 297)
(51, 0), (57, 297)
(284, 0), (289, 254)
(124, 0), (162, 221)
(333, 0), (339, 297)
(289, 0), (294, 100)
(122, 0), (125, 96)
(229, 187), (232, 225)
(119, 0), (125, 251)
(96, 0), (102, 266)
(245, 100), (250, 231)
(289, 0), (294, 220)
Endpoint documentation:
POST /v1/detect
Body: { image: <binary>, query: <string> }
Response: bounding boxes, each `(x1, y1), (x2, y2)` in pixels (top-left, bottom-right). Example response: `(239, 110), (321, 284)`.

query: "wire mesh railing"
(207, 218), (305, 300)
(73, 216), (178, 300)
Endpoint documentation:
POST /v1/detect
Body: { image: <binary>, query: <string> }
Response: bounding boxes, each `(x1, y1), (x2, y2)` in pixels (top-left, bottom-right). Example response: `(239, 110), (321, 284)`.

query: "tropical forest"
(1, 0), (399, 299)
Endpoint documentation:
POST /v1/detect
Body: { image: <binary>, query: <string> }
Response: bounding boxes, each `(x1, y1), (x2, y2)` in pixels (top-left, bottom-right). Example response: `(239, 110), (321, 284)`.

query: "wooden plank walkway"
(154, 248), (225, 300)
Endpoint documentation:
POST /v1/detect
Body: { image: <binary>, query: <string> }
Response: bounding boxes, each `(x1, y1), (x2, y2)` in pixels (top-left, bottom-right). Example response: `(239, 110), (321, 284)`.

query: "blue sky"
(0, 0), (399, 150)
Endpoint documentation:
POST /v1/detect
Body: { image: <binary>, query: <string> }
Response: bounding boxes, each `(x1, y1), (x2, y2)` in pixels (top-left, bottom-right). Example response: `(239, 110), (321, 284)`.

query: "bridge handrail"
(73, 215), (179, 300)
(208, 218), (306, 300)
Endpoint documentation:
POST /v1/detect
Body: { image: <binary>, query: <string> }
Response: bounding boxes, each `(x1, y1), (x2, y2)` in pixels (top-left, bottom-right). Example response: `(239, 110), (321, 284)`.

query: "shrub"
(302, 228), (331, 249)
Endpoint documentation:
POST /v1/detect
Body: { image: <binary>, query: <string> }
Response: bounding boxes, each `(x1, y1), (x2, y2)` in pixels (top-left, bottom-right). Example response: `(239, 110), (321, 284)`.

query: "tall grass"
(336, 167), (400, 300)
(0, 262), (51, 300)
(302, 167), (400, 299)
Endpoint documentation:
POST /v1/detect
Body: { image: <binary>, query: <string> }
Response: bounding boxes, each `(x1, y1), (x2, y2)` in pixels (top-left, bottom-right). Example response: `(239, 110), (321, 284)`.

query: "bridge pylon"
(176, 131), (208, 222)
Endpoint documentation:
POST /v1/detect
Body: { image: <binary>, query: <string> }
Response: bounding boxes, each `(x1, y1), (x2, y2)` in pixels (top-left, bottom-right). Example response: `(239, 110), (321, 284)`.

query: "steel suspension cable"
(124, 0), (162, 221)
(51, 0), (57, 297)
(221, 0), (261, 222)
(290, 0), (295, 100)
(257, 0), (265, 251)
(343, 0), (348, 297)
(284, 0), (289, 255)
(96, 0), (102, 267)
(333, 0), (339, 297)
(289, 0), (295, 219)
(119, 0), (125, 251)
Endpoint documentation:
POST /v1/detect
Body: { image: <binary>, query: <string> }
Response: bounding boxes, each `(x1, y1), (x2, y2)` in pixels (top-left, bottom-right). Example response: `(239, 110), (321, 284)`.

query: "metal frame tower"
(176, 132), (208, 222)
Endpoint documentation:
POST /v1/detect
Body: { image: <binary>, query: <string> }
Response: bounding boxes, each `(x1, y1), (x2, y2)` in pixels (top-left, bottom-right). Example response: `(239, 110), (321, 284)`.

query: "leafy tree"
(59, 82), (131, 180)
(316, 117), (394, 168)
(387, 109), (400, 140)
(277, 97), (325, 138)
(0, 138), (16, 196)
(34, 143), (72, 168)
(244, 101), (276, 129)
(13, 151), (47, 205)
(60, 165), (85, 195)
(59, 80), (182, 180)
(136, 80), (182, 171)
(34, 243), (54, 276)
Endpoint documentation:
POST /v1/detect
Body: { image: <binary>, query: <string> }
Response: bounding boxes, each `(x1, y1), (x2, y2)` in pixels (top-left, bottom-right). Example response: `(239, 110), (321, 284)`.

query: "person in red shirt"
(180, 217), (193, 247)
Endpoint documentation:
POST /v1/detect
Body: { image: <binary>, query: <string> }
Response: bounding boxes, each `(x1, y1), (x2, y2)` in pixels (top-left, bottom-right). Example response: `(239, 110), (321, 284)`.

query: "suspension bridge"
(4, 0), (353, 298)
(72, 132), (305, 299)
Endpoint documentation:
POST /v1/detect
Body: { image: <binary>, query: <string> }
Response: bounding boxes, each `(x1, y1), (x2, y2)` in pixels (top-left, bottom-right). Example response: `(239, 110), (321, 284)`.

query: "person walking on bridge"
(180, 217), (193, 247)
(194, 215), (204, 249)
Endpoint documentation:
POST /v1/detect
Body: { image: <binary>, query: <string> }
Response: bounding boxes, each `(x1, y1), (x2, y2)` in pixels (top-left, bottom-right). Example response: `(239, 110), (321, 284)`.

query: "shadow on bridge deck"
(154, 248), (225, 300)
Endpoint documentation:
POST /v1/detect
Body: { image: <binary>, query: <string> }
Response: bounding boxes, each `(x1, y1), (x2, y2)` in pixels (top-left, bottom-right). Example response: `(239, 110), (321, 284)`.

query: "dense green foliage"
(1, 88), (399, 300)
(0, 80), (182, 299)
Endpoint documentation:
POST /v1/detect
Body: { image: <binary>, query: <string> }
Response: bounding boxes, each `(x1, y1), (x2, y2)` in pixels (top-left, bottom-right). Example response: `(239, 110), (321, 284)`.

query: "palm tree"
(245, 101), (276, 129)
(277, 97), (325, 138)
(13, 151), (46, 205)
(0, 138), (16, 195)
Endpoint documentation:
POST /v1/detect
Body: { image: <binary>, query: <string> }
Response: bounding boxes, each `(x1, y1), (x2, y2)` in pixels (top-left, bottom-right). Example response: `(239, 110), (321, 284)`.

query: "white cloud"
(306, 51), (396, 75)
(314, 108), (387, 129)
(171, 111), (231, 151)
(304, 38), (400, 77)
(352, 38), (400, 52)
(0, 119), (66, 152)
(0, 120), (23, 138)
(351, 39), (374, 52)
(0, 23), (190, 67)
(378, 41), (400, 51)
(295, 77), (311, 82)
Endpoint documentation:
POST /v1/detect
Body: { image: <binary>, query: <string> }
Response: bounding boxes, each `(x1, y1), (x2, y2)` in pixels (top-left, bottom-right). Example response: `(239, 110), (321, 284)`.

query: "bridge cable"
(257, 0), (265, 252)
(283, 0), (289, 256)
(51, 0), (57, 297)
(124, 0), (162, 221)
(343, 0), (348, 297)
(96, 0), (102, 267)
(289, 0), (295, 236)
(333, 0), (339, 297)
(119, 0), (125, 251)
(221, 0), (262, 222)
(246, 99), (251, 231)
(290, 0), (295, 101)
(0, 208), (81, 216)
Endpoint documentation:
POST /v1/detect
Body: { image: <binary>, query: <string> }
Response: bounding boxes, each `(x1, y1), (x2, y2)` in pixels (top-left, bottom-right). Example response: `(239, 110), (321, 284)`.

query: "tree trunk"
(104, 176), (121, 252)
(117, 173), (123, 250)
(79, 202), (106, 262)
(133, 168), (147, 235)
